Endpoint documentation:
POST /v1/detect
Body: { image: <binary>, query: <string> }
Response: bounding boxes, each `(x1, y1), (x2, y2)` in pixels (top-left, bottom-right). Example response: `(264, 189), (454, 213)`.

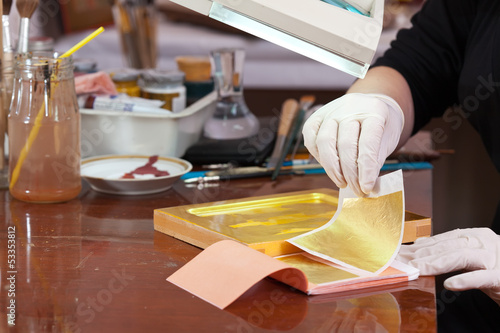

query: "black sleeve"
(373, 0), (476, 133)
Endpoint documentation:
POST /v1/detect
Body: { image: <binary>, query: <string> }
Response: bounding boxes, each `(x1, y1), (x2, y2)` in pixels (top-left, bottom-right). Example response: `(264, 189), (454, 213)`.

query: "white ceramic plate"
(81, 155), (192, 195)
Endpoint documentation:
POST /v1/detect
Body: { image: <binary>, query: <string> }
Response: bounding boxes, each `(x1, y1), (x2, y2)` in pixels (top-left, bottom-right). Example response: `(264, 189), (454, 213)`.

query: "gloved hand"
(302, 93), (404, 197)
(397, 228), (500, 306)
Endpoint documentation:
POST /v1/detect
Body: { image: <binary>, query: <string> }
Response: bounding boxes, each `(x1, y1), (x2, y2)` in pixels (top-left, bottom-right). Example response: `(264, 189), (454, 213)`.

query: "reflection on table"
(0, 171), (436, 332)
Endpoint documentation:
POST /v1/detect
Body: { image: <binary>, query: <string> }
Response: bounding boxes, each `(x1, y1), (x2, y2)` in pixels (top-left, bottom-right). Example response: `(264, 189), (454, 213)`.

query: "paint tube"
(78, 94), (172, 115)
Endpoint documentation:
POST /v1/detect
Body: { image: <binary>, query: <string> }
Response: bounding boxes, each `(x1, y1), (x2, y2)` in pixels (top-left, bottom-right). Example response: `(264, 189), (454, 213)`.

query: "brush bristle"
(16, 0), (39, 18)
(3, 0), (13, 15)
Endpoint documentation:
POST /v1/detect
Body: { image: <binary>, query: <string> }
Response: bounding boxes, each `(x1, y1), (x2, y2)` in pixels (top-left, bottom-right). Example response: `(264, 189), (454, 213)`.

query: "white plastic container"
(80, 91), (216, 158)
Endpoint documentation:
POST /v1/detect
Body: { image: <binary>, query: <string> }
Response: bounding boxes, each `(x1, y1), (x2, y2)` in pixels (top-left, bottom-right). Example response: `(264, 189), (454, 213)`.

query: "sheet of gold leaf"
(277, 254), (358, 285)
(290, 191), (403, 274)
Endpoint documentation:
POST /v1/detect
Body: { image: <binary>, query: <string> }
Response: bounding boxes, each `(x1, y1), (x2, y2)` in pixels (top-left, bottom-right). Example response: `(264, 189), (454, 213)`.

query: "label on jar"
(141, 88), (186, 113)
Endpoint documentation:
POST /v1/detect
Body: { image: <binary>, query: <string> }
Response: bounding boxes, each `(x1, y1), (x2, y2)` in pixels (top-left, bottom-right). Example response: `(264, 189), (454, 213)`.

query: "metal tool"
(16, 0), (39, 53)
(2, 0), (12, 51)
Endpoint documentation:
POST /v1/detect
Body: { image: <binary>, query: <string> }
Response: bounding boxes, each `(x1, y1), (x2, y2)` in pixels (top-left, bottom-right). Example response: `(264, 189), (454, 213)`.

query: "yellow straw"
(59, 27), (105, 58)
(9, 27), (105, 190)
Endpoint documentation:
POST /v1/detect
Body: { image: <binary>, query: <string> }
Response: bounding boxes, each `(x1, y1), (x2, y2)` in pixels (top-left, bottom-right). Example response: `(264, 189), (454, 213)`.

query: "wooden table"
(0, 171), (436, 332)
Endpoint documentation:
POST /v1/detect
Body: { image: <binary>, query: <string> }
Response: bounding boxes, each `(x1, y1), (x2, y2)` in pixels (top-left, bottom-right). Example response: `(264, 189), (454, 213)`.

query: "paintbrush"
(271, 107), (306, 180)
(289, 95), (316, 160)
(267, 99), (300, 169)
(2, 0), (12, 51)
(113, 0), (142, 68)
(15, 0), (39, 53)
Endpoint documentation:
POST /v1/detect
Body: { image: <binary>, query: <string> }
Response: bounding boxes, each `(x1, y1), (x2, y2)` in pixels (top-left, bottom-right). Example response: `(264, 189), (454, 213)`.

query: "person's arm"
(347, 66), (415, 150)
(302, 0), (473, 197)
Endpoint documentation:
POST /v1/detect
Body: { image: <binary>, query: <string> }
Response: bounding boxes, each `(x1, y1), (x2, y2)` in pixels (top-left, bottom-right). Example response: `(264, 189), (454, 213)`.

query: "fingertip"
(443, 277), (461, 291)
(346, 179), (365, 198)
(358, 162), (381, 196)
(360, 181), (375, 195)
(324, 167), (347, 189)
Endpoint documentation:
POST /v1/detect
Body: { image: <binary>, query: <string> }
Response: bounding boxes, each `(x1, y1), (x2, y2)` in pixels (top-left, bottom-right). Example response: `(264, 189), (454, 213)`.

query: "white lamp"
(169, 0), (384, 78)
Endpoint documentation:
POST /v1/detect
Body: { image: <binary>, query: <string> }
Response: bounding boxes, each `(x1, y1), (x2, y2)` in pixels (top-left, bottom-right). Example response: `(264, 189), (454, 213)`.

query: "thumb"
(444, 269), (500, 291)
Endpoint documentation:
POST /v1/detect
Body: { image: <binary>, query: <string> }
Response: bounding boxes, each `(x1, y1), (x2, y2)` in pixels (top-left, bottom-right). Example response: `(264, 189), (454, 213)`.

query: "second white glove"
(302, 93), (404, 196)
(397, 228), (500, 306)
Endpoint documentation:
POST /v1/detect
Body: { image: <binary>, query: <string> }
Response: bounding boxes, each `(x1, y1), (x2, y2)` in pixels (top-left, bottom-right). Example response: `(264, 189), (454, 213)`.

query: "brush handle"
(267, 99), (300, 168)
(2, 15), (11, 51)
(277, 99), (299, 137)
(17, 17), (30, 53)
(272, 108), (306, 180)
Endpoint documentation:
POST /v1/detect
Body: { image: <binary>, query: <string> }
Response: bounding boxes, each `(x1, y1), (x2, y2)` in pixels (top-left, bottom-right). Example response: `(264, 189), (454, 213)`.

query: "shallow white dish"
(81, 155), (192, 195)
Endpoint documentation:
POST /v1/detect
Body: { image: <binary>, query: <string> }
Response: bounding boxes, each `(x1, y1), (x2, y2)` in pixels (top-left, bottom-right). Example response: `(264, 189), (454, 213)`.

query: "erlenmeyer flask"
(203, 48), (259, 140)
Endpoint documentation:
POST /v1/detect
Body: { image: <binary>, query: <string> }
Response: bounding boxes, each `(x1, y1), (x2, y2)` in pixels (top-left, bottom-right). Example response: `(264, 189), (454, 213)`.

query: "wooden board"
(154, 188), (431, 256)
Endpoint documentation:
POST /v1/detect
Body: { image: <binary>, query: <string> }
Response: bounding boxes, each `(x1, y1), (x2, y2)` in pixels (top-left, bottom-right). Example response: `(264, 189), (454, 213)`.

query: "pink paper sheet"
(167, 240), (307, 309)
(74, 71), (118, 95)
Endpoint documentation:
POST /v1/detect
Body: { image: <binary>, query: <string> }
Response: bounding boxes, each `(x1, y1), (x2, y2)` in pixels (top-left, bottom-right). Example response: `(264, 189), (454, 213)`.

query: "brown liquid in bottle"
(8, 53), (81, 203)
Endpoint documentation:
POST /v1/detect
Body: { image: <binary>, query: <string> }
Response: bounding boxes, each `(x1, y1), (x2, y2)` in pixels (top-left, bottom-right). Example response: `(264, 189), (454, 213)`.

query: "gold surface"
(154, 188), (430, 256)
(292, 191), (403, 273)
(277, 254), (357, 285)
(180, 192), (338, 244)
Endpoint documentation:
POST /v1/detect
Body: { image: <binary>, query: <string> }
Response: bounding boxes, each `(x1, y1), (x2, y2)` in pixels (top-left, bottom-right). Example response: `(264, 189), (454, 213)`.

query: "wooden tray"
(154, 188), (431, 256)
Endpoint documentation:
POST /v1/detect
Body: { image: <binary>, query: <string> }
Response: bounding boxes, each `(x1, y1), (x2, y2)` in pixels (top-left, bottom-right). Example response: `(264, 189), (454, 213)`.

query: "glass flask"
(8, 52), (81, 203)
(203, 48), (259, 140)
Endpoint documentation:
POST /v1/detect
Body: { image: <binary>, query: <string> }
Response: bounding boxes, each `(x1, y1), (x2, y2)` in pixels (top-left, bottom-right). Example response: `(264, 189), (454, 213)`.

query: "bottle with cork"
(176, 56), (214, 106)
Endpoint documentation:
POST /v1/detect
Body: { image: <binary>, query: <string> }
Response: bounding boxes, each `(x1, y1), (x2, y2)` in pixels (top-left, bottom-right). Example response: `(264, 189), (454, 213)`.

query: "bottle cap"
(112, 71), (140, 83)
(139, 70), (185, 88)
(175, 56), (211, 82)
(29, 36), (55, 52)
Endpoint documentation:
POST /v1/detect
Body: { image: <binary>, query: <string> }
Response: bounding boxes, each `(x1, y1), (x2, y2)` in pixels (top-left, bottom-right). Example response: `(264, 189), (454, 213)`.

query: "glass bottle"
(0, 49), (14, 188)
(203, 48), (259, 140)
(8, 52), (81, 203)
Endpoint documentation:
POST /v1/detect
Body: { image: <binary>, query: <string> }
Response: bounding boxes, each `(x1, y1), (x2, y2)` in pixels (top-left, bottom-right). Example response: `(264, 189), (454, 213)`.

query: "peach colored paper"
(167, 240), (308, 309)
(167, 239), (418, 309)
(74, 71), (118, 95)
(167, 171), (418, 309)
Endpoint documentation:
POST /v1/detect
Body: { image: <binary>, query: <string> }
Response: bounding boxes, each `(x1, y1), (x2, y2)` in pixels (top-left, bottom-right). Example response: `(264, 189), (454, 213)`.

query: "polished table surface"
(0, 171), (436, 332)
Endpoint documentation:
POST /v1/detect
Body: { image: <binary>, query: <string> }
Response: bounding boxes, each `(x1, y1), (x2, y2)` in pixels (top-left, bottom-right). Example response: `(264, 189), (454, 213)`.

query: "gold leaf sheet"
(289, 171), (405, 274)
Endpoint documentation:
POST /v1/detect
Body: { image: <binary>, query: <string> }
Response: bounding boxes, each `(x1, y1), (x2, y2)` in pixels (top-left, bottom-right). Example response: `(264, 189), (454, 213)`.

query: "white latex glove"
(398, 228), (500, 306)
(302, 93), (404, 196)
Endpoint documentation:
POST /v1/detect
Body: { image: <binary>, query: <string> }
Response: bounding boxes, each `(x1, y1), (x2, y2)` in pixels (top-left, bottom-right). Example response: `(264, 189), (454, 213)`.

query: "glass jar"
(139, 70), (186, 112)
(0, 50), (14, 188)
(8, 52), (81, 203)
(112, 71), (141, 97)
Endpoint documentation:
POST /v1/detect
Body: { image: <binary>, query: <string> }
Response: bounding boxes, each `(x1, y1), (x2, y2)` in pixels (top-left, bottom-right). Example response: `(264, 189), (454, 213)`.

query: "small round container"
(175, 56), (211, 82)
(74, 58), (98, 74)
(112, 71), (141, 97)
(139, 70), (186, 113)
(28, 36), (55, 52)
